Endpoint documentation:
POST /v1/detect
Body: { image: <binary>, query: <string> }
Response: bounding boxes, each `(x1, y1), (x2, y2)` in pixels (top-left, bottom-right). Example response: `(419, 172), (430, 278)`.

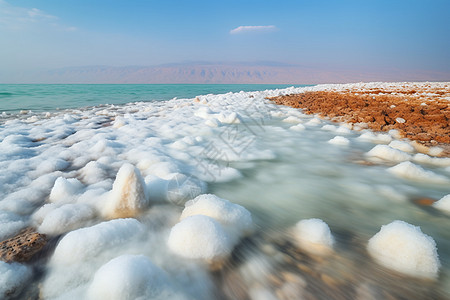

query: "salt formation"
(388, 161), (449, 183)
(367, 220), (440, 279)
(102, 163), (149, 219)
(328, 136), (350, 146)
(168, 194), (253, 262)
(180, 194), (253, 239)
(0, 261), (32, 298)
(366, 145), (411, 162)
(433, 194), (450, 214)
(168, 215), (233, 261)
(51, 218), (144, 265)
(49, 177), (84, 204)
(293, 218), (335, 255)
(87, 255), (179, 300)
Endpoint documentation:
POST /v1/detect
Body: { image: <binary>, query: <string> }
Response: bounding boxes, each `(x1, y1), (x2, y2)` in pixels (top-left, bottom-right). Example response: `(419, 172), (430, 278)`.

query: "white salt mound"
(180, 194), (253, 238)
(38, 203), (96, 235)
(367, 220), (440, 279)
(49, 177), (84, 204)
(0, 261), (32, 298)
(328, 136), (350, 146)
(293, 218), (335, 255)
(433, 194), (450, 214)
(366, 145), (411, 162)
(102, 163), (149, 219)
(168, 215), (233, 261)
(388, 140), (415, 153)
(388, 161), (449, 183)
(87, 255), (177, 300)
(51, 218), (144, 265)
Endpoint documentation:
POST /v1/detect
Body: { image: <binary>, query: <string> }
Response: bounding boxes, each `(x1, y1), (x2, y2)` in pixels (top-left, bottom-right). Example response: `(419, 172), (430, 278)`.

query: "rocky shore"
(270, 82), (450, 156)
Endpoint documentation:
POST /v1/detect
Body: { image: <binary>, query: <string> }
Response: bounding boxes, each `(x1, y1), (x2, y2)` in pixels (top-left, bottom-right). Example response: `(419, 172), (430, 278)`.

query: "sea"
(0, 83), (450, 299)
(0, 84), (305, 113)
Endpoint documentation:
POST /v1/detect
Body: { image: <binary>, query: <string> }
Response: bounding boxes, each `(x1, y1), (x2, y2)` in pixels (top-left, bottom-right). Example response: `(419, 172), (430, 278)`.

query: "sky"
(1, 0), (449, 82)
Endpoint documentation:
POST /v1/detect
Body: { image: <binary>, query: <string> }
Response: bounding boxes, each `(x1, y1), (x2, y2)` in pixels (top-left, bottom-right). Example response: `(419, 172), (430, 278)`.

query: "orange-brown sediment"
(270, 84), (450, 155)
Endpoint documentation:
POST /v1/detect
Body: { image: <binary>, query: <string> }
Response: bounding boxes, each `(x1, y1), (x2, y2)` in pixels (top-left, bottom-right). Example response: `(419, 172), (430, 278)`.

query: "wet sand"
(270, 82), (450, 156)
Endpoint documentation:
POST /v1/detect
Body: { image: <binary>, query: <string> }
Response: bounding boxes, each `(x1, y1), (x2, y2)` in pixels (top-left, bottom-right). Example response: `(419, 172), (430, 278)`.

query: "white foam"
(367, 220), (440, 279)
(293, 218), (335, 255)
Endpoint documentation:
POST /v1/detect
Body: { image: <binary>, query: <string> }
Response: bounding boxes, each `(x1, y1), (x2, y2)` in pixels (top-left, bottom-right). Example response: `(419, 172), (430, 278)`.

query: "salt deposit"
(293, 218), (335, 255)
(388, 161), (449, 183)
(51, 218), (144, 265)
(367, 220), (440, 279)
(366, 144), (411, 162)
(180, 194), (253, 239)
(328, 136), (350, 146)
(0, 82), (449, 298)
(168, 215), (233, 261)
(433, 194), (450, 214)
(87, 255), (180, 300)
(102, 163), (149, 219)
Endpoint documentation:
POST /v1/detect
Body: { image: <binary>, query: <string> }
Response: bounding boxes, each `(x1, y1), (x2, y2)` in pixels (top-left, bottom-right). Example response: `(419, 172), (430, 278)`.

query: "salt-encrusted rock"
(0, 227), (47, 263)
(102, 163), (149, 219)
(87, 255), (177, 300)
(293, 218), (335, 256)
(367, 220), (440, 279)
(168, 215), (233, 262)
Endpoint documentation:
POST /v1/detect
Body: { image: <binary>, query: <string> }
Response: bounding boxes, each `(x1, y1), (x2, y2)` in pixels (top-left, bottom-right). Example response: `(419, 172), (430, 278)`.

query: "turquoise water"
(0, 84), (307, 113)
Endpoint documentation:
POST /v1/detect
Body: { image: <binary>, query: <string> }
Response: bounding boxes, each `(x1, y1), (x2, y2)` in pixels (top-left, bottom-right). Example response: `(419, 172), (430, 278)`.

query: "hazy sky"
(1, 0), (449, 78)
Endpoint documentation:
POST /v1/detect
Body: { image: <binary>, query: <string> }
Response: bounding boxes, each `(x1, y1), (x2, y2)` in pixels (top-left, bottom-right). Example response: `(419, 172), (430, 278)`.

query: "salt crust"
(293, 218), (335, 255)
(367, 220), (440, 279)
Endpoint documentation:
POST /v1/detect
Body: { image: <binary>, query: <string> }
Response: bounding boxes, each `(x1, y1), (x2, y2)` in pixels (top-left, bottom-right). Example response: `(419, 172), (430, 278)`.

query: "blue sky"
(1, 0), (449, 80)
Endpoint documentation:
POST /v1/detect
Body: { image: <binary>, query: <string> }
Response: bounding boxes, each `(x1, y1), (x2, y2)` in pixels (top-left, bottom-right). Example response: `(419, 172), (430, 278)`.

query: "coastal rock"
(0, 227), (48, 263)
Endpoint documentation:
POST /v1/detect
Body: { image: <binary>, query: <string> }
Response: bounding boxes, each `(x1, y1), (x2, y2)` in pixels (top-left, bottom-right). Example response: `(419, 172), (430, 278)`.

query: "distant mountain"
(4, 62), (450, 84)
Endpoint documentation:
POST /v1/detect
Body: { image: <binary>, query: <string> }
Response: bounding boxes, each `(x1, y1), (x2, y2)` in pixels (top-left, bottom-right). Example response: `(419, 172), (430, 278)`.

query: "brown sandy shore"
(270, 82), (450, 157)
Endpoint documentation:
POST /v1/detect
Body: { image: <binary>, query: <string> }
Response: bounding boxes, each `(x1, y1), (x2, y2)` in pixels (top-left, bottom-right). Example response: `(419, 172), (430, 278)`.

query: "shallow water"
(1, 85), (450, 299)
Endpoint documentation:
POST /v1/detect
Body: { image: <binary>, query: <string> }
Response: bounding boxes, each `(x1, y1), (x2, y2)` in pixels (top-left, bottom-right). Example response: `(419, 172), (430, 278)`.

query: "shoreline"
(269, 82), (450, 156)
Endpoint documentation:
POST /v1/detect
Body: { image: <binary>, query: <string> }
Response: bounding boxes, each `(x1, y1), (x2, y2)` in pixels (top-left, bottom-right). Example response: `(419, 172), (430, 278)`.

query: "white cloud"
(0, 0), (75, 31)
(230, 25), (277, 35)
